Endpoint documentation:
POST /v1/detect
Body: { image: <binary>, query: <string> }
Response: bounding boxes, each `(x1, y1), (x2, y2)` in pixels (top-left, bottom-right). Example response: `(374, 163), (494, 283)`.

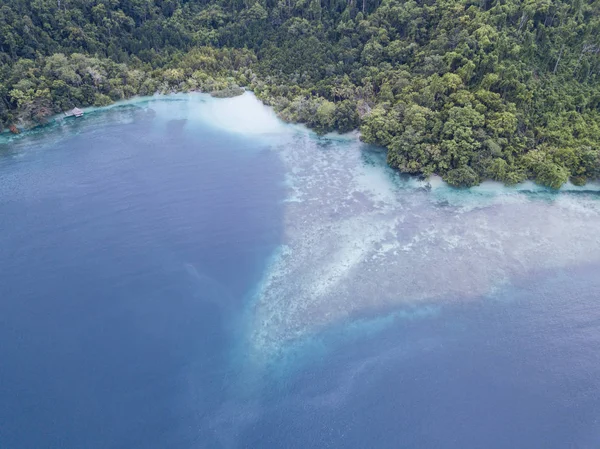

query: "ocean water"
(1, 93), (599, 449)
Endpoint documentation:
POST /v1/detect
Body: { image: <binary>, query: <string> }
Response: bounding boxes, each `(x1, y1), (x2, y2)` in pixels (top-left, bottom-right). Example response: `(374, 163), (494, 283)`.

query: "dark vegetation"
(210, 85), (245, 97)
(1, 0), (600, 187)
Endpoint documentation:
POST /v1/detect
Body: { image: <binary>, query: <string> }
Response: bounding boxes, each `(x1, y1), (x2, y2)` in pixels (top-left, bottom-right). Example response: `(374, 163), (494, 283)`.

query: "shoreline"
(2, 90), (600, 193)
(1, 85), (246, 136)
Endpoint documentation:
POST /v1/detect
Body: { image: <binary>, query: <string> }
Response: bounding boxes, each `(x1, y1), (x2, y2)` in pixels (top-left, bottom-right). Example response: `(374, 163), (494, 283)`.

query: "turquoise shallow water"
(1, 93), (600, 448)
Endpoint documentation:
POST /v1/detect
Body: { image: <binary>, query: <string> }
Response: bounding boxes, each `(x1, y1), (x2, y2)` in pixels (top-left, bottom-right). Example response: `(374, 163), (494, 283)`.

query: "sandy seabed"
(199, 94), (600, 365)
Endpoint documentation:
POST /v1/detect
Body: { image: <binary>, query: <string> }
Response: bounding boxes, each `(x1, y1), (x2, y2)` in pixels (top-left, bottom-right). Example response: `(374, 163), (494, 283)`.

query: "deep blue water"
(0, 100), (285, 448)
(1, 96), (599, 449)
(244, 266), (600, 448)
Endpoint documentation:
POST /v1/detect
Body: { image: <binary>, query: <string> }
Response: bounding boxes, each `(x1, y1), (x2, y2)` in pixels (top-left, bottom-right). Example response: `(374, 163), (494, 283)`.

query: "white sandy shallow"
(191, 95), (600, 367)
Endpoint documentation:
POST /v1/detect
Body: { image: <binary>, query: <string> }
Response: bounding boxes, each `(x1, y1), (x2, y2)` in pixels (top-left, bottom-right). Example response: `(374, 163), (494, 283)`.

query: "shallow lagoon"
(1, 93), (599, 448)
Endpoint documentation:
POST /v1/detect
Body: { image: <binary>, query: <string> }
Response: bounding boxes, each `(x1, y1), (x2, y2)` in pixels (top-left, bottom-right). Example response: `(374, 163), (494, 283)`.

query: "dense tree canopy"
(2, 0), (600, 187)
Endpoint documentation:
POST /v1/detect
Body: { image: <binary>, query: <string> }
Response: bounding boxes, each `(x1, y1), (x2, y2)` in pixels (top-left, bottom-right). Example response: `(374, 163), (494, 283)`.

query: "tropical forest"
(1, 0), (600, 187)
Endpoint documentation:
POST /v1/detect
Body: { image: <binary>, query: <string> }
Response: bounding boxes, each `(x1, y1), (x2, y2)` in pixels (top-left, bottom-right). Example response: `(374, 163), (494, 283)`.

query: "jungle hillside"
(2, 0), (600, 187)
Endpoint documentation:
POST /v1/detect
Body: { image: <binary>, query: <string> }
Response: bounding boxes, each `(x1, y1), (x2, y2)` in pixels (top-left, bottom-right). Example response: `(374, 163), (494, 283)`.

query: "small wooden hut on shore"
(64, 107), (84, 118)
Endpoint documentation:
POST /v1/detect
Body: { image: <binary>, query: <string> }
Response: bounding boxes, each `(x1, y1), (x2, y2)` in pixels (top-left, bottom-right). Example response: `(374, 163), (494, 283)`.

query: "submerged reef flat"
(246, 131), (600, 364)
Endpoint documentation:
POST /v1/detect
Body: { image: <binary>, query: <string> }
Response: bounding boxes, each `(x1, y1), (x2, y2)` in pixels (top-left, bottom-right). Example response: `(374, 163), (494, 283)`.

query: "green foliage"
(524, 150), (570, 189)
(210, 85), (244, 97)
(444, 166), (481, 188)
(1, 0), (600, 187)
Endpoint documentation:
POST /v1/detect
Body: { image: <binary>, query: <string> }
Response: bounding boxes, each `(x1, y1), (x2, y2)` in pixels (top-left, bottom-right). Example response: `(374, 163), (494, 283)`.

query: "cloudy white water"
(187, 94), (600, 367)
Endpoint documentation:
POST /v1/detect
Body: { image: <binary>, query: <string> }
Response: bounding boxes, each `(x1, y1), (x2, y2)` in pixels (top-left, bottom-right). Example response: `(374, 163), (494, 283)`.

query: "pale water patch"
(90, 92), (285, 135)
(244, 128), (600, 366)
(194, 93), (287, 135)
